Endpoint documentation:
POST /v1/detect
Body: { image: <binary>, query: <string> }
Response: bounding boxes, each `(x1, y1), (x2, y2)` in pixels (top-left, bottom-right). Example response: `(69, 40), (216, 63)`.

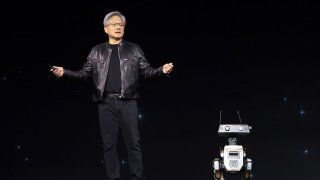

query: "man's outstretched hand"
(50, 66), (64, 78)
(162, 63), (174, 74)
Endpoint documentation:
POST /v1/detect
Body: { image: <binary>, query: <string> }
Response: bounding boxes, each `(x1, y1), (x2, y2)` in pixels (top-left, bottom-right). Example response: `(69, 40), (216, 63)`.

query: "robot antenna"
(237, 110), (243, 124)
(219, 110), (222, 125)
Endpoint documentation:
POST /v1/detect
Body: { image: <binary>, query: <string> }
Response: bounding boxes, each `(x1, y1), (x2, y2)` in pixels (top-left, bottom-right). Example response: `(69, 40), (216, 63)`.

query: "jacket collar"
(106, 40), (125, 48)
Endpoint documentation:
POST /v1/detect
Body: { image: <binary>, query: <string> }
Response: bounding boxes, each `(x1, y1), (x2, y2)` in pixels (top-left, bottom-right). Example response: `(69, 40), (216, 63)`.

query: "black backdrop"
(2, 1), (320, 180)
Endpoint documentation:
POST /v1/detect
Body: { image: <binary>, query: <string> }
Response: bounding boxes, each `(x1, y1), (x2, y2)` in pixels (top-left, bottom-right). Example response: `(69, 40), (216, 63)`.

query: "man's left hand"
(162, 63), (174, 74)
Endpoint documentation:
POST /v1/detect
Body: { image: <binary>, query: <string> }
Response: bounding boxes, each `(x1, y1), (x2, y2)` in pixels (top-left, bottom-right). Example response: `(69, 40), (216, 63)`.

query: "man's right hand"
(50, 66), (64, 77)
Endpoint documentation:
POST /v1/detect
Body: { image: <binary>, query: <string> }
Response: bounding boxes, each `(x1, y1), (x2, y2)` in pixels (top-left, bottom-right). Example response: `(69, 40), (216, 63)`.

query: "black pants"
(98, 98), (144, 180)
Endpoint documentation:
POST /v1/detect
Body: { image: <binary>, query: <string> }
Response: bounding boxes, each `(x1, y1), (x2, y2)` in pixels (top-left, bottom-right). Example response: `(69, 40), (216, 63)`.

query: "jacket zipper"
(118, 44), (124, 97)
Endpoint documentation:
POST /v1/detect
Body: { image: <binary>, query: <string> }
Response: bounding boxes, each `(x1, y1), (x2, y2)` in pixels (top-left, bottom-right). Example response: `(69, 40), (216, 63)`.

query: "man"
(50, 11), (173, 180)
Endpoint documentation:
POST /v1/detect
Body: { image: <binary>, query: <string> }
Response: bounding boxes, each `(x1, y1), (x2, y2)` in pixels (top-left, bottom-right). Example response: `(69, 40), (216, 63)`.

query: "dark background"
(2, 1), (320, 180)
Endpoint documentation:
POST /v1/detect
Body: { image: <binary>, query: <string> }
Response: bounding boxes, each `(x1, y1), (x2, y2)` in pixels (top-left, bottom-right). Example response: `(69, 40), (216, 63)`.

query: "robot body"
(213, 123), (253, 180)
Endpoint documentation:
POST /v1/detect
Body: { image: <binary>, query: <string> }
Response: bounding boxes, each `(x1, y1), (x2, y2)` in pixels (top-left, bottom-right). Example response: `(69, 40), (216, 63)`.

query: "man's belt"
(105, 93), (124, 99)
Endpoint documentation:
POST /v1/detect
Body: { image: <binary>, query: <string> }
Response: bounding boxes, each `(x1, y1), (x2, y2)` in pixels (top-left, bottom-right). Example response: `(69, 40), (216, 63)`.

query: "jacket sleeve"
(63, 57), (93, 80)
(137, 45), (164, 79)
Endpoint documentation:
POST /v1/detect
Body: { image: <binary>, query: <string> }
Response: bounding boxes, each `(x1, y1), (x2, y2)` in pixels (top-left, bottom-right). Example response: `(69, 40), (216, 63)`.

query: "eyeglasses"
(106, 23), (125, 28)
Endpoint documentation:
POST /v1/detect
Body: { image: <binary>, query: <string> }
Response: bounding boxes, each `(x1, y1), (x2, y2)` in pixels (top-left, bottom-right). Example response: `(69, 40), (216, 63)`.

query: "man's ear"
(104, 26), (108, 34)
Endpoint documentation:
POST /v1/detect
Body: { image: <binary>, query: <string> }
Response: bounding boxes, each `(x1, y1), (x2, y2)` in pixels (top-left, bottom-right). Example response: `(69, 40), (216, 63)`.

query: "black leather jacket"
(64, 41), (164, 101)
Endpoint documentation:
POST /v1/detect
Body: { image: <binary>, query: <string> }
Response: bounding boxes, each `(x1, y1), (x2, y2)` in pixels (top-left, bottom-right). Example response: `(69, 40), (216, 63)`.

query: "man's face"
(104, 15), (125, 40)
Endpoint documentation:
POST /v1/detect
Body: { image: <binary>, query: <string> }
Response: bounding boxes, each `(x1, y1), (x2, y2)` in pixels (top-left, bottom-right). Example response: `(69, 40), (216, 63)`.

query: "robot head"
(218, 124), (252, 139)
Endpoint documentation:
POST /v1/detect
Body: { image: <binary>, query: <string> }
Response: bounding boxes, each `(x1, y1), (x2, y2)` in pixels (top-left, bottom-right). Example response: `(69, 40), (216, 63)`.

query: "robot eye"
(225, 126), (230, 131)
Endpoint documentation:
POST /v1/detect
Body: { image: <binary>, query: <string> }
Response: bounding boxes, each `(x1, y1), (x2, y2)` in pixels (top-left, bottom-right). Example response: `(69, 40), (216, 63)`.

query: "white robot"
(212, 112), (253, 180)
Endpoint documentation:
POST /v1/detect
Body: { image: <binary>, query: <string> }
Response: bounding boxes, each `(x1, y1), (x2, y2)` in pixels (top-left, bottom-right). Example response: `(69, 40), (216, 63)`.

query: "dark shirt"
(105, 44), (122, 94)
